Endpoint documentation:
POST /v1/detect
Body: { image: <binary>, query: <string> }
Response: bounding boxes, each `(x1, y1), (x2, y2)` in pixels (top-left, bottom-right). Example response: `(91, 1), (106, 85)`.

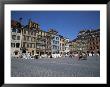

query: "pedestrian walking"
(82, 52), (87, 60)
(97, 51), (100, 56)
(91, 51), (94, 56)
(78, 52), (82, 60)
(87, 51), (89, 56)
(69, 54), (72, 58)
(50, 55), (52, 58)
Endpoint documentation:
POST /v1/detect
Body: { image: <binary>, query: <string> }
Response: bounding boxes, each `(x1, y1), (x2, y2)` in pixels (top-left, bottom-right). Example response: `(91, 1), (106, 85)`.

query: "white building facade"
(11, 28), (22, 58)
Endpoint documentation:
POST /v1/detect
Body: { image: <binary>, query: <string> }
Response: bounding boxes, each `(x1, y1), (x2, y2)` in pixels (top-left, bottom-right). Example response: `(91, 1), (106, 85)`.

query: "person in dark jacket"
(78, 52), (82, 60)
(50, 55), (52, 58)
(91, 51), (94, 56)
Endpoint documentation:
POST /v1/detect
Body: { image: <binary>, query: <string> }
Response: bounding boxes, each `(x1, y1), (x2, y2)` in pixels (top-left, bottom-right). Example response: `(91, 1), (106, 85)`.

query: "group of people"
(69, 52), (86, 60)
(19, 52), (34, 59)
(16, 50), (100, 60)
(19, 52), (52, 59)
(69, 51), (100, 60)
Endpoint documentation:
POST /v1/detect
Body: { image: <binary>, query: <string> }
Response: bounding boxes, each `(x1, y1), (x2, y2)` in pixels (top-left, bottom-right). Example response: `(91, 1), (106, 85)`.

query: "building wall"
(36, 30), (47, 55)
(86, 29), (100, 53)
(70, 29), (100, 54)
(21, 29), (36, 55)
(51, 35), (60, 54)
(11, 20), (72, 58)
(45, 32), (52, 55)
(64, 38), (70, 54)
(11, 28), (22, 57)
(59, 37), (65, 55)
(88, 36), (100, 53)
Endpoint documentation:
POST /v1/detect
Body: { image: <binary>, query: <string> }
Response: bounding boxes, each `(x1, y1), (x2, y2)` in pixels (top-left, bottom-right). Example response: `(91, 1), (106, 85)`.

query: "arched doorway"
(32, 50), (34, 55)
(22, 49), (26, 53)
(14, 50), (19, 57)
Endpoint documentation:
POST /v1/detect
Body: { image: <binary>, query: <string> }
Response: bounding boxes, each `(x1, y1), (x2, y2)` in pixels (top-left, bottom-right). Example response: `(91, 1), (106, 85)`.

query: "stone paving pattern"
(11, 56), (100, 77)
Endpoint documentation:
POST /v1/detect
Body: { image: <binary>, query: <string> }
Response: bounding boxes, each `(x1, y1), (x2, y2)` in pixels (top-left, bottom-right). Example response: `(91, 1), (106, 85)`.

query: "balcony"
(11, 32), (21, 36)
(36, 47), (46, 51)
(36, 43), (46, 46)
(37, 37), (46, 41)
(11, 40), (21, 43)
(36, 41), (45, 43)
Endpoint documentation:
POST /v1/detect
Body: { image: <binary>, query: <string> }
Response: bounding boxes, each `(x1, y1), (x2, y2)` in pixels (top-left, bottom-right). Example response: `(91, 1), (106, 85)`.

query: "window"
(23, 42), (26, 48)
(96, 41), (98, 44)
(29, 37), (31, 41)
(31, 31), (33, 35)
(15, 52), (18, 55)
(32, 38), (34, 41)
(30, 44), (32, 48)
(39, 31), (41, 35)
(32, 44), (35, 48)
(57, 41), (59, 44)
(28, 31), (30, 35)
(31, 38), (33, 41)
(45, 32), (47, 36)
(56, 37), (59, 40)
(53, 40), (55, 44)
(38, 36), (41, 39)
(57, 46), (59, 49)
(32, 50), (34, 55)
(90, 47), (92, 50)
(52, 36), (55, 39)
(34, 44), (35, 48)
(27, 36), (29, 41)
(17, 36), (20, 40)
(53, 45), (55, 49)
(27, 43), (29, 48)
(36, 25), (38, 29)
(97, 46), (99, 49)
(12, 28), (16, 32)
(16, 29), (19, 33)
(23, 36), (26, 41)
(11, 43), (15, 47)
(33, 37), (35, 42)
(60, 43), (61, 46)
(28, 44), (30, 48)
(55, 46), (57, 50)
(55, 41), (57, 44)
(60, 47), (61, 50)
(16, 43), (20, 48)
(24, 30), (26, 34)
(12, 35), (16, 40)
(42, 32), (44, 36)
(34, 32), (36, 36)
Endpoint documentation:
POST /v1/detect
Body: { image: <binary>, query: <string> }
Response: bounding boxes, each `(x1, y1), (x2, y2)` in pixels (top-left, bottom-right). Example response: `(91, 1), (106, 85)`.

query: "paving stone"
(11, 56), (100, 77)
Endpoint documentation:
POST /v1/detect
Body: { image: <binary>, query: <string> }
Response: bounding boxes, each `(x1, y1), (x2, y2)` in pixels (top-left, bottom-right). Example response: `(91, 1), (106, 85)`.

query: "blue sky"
(11, 11), (100, 40)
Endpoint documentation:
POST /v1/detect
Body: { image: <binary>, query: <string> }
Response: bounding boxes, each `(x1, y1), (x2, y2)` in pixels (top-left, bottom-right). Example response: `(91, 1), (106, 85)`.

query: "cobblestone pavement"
(11, 56), (100, 77)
